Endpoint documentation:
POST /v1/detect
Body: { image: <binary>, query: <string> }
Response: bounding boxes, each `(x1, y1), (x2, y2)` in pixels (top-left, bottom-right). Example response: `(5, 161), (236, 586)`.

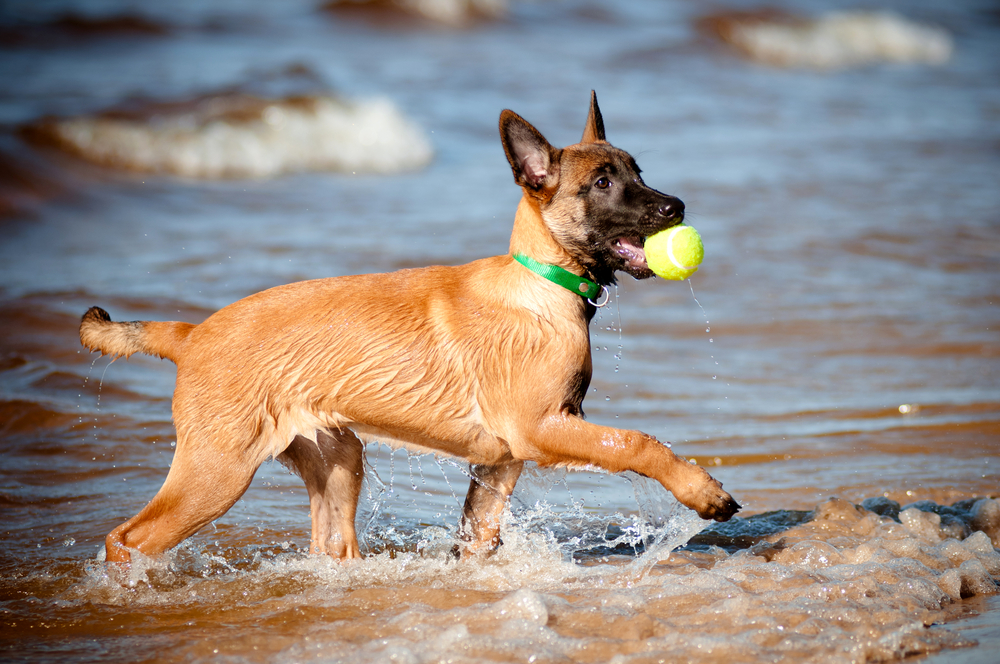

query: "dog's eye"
(594, 177), (611, 189)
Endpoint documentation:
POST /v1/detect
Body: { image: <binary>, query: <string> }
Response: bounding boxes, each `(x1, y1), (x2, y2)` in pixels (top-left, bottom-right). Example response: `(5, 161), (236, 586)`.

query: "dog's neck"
(508, 195), (585, 277)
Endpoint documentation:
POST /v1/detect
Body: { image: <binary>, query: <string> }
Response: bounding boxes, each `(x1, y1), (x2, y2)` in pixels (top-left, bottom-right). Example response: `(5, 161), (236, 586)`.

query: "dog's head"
(500, 92), (685, 286)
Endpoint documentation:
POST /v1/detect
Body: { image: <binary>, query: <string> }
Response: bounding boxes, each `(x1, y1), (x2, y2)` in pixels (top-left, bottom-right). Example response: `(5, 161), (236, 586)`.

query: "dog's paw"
(695, 483), (741, 522)
(674, 468), (741, 522)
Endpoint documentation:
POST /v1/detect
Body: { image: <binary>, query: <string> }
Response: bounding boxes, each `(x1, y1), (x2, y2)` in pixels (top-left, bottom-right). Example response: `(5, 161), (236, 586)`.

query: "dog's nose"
(656, 197), (685, 220)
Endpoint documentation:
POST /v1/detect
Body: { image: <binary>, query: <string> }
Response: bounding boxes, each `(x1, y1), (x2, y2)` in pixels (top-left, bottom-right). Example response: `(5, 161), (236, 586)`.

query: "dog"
(80, 92), (740, 564)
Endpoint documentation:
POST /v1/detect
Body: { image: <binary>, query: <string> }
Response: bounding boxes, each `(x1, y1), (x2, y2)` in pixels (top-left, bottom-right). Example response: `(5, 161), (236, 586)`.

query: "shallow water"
(1, 0), (999, 662)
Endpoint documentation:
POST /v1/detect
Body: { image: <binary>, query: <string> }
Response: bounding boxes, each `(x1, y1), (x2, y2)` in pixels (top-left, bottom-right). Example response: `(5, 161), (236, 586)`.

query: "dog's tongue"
(614, 237), (647, 270)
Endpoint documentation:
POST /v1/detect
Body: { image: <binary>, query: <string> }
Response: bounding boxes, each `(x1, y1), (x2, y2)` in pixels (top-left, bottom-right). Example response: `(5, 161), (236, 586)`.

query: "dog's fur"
(80, 92), (740, 563)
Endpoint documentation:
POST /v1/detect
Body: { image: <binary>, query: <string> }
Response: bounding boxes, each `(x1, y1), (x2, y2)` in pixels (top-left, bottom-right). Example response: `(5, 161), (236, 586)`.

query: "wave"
(324, 0), (506, 28)
(699, 10), (953, 70)
(42, 492), (999, 663)
(23, 92), (434, 179)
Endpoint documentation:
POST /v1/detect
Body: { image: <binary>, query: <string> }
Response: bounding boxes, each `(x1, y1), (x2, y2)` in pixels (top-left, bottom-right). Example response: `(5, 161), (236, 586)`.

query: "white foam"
(32, 93), (433, 178)
(708, 11), (953, 70)
(327, 0), (506, 27)
(68, 494), (999, 663)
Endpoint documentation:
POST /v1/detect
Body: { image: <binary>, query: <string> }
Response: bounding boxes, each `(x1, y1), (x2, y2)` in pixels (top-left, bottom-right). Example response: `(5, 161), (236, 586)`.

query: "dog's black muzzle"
(653, 194), (685, 225)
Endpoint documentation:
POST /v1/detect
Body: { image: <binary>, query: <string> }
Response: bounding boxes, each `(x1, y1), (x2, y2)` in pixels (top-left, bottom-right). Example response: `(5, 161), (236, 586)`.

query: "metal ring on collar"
(588, 286), (610, 308)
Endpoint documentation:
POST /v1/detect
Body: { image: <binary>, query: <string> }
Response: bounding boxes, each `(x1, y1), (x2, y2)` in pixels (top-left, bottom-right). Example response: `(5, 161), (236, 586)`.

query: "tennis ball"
(645, 224), (704, 280)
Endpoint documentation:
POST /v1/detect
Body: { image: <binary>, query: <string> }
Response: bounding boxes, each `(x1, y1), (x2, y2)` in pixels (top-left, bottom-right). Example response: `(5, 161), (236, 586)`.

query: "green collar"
(513, 253), (602, 300)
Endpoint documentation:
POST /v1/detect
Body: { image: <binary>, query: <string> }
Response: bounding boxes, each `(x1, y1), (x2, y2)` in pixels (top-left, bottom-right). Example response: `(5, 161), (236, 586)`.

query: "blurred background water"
(1, 1), (998, 662)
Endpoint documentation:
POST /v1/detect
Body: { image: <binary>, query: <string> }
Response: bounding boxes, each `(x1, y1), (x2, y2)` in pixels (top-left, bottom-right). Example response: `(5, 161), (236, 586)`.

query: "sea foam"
(25, 92), (433, 179)
(700, 10), (953, 70)
(70, 490), (999, 663)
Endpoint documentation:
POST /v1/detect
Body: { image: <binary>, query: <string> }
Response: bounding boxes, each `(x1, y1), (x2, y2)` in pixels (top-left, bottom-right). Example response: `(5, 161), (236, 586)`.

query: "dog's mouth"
(612, 236), (654, 278)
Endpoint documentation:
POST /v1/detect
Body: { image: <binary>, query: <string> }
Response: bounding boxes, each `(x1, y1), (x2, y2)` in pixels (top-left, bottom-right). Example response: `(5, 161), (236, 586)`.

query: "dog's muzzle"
(611, 195), (686, 277)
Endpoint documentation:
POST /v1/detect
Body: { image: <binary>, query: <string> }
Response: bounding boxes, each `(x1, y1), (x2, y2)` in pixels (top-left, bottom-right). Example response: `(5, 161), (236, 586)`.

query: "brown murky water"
(1, 1), (998, 662)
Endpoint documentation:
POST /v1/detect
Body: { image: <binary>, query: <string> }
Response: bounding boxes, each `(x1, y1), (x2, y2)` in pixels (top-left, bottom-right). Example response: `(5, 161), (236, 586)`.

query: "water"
(1, 0), (999, 662)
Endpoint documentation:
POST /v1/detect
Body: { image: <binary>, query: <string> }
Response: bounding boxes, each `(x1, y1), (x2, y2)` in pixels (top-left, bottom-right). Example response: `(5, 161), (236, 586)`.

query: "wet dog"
(80, 92), (740, 563)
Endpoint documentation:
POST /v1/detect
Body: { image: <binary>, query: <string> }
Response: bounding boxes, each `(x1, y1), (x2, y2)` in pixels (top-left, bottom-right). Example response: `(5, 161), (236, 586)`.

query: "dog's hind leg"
(458, 459), (524, 555)
(104, 439), (259, 564)
(278, 429), (364, 560)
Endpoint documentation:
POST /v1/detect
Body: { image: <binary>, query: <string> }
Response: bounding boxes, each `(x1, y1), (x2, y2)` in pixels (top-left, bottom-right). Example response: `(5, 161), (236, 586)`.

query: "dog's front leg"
(458, 459), (524, 555)
(517, 413), (740, 522)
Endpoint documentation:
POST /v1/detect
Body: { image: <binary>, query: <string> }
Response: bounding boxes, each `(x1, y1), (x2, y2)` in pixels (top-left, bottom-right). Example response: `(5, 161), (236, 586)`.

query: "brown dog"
(80, 92), (739, 564)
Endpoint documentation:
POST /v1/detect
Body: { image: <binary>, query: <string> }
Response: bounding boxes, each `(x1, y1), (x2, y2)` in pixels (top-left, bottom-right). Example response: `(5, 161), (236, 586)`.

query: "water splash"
(688, 280), (730, 417)
(350, 448), (708, 569)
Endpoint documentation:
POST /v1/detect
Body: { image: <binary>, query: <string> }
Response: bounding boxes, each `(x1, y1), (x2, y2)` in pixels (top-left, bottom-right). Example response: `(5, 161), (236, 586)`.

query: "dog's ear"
(499, 109), (560, 194)
(581, 90), (606, 144)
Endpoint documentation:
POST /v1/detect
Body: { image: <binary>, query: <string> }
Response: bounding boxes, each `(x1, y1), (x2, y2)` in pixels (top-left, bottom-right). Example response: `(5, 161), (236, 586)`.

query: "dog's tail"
(80, 306), (195, 364)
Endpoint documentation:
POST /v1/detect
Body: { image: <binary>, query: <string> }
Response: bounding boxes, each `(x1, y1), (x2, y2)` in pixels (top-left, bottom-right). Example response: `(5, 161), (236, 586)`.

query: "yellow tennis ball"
(645, 224), (704, 280)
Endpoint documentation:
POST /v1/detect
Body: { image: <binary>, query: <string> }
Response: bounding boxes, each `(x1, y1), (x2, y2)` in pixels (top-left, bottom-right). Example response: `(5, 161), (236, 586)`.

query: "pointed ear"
(499, 109), (560, 193)
(581, 90), (606, 144)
